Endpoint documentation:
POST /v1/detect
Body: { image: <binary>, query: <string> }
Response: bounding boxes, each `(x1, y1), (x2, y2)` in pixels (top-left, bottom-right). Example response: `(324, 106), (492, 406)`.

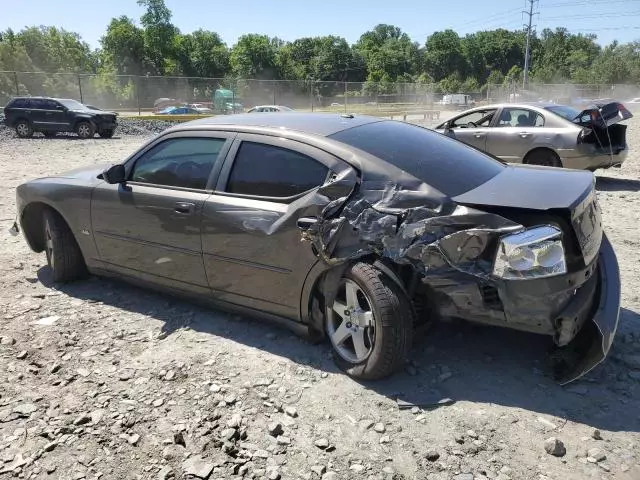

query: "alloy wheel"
(327, 279), (376, 363)
(45, 220), (54, 270)
(77, 124), (91, 138)
(17, 123), (29, 136)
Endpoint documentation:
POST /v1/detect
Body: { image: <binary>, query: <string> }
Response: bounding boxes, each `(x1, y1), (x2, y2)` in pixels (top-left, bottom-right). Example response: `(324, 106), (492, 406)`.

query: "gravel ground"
(0, 117), (639, 480)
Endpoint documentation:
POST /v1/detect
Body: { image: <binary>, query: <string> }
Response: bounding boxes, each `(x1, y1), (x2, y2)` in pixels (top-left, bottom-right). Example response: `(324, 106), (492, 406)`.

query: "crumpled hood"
(452, 164), (594, 211)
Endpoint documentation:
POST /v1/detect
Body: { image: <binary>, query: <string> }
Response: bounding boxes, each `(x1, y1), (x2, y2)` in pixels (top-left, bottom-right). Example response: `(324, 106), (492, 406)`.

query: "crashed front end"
(304, 165), (620, 385)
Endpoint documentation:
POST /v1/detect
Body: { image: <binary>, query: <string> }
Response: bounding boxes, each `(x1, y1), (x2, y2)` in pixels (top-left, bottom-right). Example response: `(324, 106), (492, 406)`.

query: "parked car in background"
(246, 105), (293, 113)
(189, 103), (214, 114)
(3, 97), (118, 139)
(438, 93), (475, 108)
(434, 101), (632, 170)
(11, 112), (620, 384)
(157, 106), (201, 115)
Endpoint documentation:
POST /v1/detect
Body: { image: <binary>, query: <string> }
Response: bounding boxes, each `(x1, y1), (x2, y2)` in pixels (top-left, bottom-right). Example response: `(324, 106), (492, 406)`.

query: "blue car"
(158, 106), (200, 115)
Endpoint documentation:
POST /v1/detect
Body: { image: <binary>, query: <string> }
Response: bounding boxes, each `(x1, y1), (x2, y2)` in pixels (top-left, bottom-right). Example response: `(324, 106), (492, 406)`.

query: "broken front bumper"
(553, 234), (620, 384)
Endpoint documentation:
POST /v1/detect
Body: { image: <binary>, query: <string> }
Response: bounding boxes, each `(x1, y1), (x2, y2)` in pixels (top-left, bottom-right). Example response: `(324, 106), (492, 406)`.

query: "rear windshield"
(545, 105), (580, 121)
(329, 120), (505, 196)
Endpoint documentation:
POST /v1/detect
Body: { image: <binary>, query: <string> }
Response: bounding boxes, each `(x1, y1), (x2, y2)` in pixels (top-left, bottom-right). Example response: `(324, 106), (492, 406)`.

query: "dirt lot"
(0, 118), (639, 480)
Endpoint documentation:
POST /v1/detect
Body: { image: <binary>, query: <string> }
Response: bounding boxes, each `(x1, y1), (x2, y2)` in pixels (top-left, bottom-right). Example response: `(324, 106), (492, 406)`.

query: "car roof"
(181, 112), (383, 137)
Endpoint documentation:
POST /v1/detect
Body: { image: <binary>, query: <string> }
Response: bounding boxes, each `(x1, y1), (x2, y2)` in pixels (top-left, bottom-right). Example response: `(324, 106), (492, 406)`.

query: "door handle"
(297, 217), (317, 231)
(174, 201), (195, 214)
(473, 133), (485, 138)
(519, 132), (530, 138)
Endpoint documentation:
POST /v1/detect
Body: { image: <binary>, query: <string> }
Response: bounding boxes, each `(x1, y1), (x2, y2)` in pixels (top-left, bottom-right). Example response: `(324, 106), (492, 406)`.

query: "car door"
(442, 108), (497, 152)
(91, 132), (234, 294)
(27, 99), (48, 129)
(201, 134), (357, 319)
(485, 107), (545, 162)
(42, 99), (71, 131)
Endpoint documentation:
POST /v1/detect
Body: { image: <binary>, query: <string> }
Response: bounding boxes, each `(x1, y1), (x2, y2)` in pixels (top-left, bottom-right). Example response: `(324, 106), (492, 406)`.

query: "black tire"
(43, 209), (87, 282)
(15, 120), (34, 138)
(524, 149), (562, 167)
(43, 132), (57, 138)
(98, 129), (115, 138)
(75, 121), (95, 139)
(325, 262), (414, 380)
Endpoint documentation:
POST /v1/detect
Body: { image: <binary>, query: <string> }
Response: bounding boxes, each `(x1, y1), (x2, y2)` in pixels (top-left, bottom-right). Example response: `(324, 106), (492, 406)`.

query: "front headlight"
(493, 225), (567, 280)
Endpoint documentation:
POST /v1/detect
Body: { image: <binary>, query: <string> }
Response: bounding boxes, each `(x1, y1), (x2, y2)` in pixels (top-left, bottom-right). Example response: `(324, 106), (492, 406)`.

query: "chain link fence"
(1, 71), (638, 114)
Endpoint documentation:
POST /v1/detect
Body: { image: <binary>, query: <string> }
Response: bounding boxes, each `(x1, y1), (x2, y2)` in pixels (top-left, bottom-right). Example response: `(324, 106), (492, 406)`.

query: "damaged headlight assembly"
(493, 226), (566, 279)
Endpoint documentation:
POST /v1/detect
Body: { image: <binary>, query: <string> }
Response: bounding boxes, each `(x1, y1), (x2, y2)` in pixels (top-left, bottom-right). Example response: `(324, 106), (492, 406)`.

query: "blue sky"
(0, 0), (639, 48)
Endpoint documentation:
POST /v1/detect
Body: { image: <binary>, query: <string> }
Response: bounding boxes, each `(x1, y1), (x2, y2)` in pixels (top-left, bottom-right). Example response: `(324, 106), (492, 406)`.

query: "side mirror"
(56, 105), (66, 111)
(102, 164), (126, 184)
(443, 121), (452, 132)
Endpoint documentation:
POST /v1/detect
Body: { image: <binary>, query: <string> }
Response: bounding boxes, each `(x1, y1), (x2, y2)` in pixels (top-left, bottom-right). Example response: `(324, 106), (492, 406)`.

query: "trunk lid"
(453, 165), (602, 264)
(573, 101), (633, 128)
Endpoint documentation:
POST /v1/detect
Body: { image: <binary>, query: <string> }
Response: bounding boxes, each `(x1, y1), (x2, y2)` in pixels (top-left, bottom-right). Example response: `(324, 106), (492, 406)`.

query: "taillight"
(578, 127), (592, 144)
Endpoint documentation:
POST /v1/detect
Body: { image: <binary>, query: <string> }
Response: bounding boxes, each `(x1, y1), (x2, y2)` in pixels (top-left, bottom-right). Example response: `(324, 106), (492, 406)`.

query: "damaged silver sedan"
(11, 113), (621, 384)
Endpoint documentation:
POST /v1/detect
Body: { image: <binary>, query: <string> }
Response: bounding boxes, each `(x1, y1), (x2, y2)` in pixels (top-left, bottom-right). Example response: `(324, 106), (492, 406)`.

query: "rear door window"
(497, 108), (545, 127)
(225, 141), (329, 198)
(29, 99), (47, 109)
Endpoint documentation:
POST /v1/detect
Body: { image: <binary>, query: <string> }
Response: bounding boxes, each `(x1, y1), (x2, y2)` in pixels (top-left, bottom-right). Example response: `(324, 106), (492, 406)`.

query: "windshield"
(279, 106), (293, 111)
(57, 99), (88, 110)
(330, 120), (505, 196)
(545, 105), (580, 121)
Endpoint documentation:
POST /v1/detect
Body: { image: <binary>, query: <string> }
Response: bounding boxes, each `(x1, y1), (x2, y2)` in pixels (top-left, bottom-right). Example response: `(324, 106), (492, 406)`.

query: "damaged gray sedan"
(11, 113), (620, 384)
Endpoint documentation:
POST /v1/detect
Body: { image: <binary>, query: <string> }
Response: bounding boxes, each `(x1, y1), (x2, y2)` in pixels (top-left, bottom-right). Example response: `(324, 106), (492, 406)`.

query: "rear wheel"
(75, 121), (95, 139)
(325, 262), (413, 380)
(15, 120), (33, 138)
(98, 129), (115, 138)
(43, 209), (87, 282)
(524, 149), (562, 168)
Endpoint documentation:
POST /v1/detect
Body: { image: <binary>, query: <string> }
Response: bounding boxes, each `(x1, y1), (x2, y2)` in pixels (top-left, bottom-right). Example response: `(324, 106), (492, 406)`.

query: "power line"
(542, 12), (640, 20)
(543, 0), (640, 7)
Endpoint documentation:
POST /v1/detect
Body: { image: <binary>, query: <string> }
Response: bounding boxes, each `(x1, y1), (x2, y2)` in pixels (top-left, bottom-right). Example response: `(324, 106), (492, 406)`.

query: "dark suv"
(3, 97), (118, 139)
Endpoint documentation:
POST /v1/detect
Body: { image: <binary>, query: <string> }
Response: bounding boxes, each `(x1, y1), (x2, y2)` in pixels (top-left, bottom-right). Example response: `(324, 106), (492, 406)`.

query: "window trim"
(215, 134), (339, 204)
(123, 131), (235, 192)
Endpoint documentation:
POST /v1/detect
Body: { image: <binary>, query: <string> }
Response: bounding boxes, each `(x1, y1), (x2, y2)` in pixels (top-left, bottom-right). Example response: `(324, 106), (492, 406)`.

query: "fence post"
(344, 81), (348, 113)
(310, 80), (314, 112)
(273, 81), (276, 105)
(136, 76), (141, 116)
(13, 71), (19, 96)
(77, 74), (84, 103)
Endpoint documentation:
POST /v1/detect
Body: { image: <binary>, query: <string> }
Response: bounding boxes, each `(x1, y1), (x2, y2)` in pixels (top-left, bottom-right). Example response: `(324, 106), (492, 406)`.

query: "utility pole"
(523, 0), (537, 89)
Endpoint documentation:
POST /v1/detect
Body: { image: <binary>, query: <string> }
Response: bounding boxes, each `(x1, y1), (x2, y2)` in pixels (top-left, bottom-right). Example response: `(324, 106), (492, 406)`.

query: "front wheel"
(43, 209), (87, 282)
(325, 262), (413, 380)
(75, 121), (95, 139)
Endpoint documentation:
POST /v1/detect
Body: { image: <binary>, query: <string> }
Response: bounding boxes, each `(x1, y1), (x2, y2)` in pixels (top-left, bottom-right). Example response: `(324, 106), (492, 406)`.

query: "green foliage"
(230, 34), (280, 79)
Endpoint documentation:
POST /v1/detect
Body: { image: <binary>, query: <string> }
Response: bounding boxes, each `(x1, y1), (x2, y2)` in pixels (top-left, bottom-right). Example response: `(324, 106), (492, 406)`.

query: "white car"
(189, 103), (213, 114)
(247, 105), (293, 113)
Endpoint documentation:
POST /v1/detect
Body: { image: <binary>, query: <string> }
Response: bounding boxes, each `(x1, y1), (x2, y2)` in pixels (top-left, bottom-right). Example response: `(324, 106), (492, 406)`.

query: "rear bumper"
(425, 235), (621, 384)
(560, 148), (628, 170)
(553, 234), (621, 384)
